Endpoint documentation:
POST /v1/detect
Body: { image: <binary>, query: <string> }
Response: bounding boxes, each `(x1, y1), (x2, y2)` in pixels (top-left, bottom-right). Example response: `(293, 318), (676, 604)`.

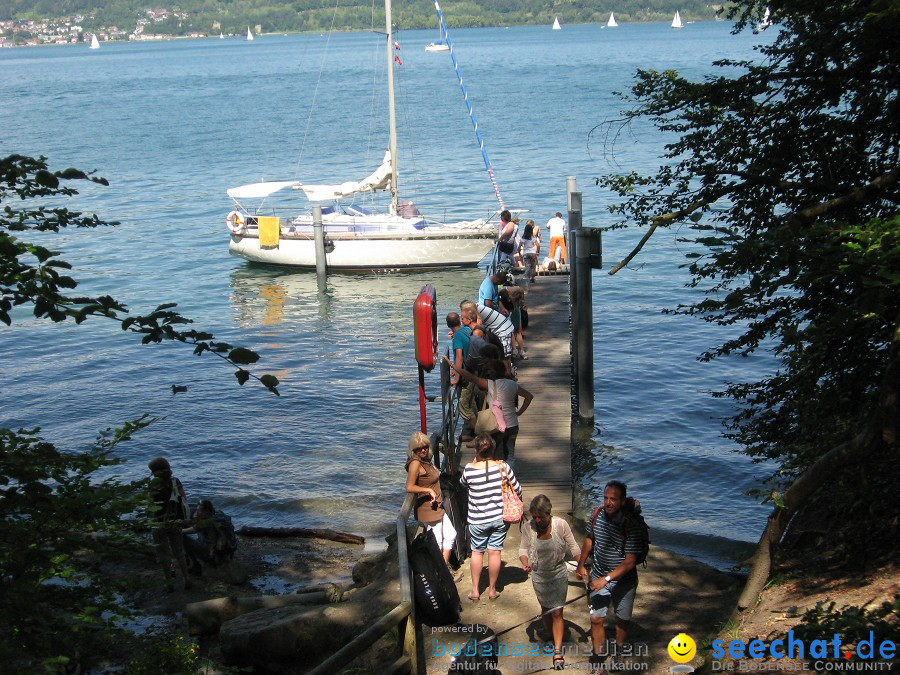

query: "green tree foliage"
(598, 1), (900, 478)
(0, 418), (154, 669)
(0, 155), (280, 666)
(0, 154), (279, 394)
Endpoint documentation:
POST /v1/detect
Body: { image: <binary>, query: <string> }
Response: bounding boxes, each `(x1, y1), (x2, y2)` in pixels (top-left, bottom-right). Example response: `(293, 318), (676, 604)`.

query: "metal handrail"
(310, 362), (462, 673)
(308, 492), (417, 675)
(438, 358), (461, 473)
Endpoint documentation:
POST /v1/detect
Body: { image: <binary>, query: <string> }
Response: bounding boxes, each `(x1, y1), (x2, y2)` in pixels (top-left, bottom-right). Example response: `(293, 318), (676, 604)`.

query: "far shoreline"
(2, 18), (733, 49)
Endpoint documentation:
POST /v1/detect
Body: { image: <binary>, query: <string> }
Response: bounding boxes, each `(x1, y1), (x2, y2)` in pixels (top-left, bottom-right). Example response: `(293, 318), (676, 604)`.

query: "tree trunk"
(735, 427), (875, 611)
(710, 318), (900, 671)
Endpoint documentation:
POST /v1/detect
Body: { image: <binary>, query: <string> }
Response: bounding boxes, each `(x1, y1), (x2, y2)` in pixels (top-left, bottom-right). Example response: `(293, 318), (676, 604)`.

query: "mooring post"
(567, 176), (578, 314)
(313, 205), (326, 277)
(572, 192), (595, 425)
(567, 177), (579, 393)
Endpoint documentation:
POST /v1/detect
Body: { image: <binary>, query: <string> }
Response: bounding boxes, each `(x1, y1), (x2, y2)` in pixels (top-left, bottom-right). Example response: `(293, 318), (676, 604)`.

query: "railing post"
(397, 494), (418, 673)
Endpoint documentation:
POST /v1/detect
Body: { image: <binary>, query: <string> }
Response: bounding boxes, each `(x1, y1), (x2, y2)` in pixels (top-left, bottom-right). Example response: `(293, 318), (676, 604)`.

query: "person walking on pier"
(500, 286), (527, 360)
(546, 212), (567, 264)
(479, 261), (514, 309)
(446, 311), (471, 386)
(520, 220), (539, 286)
(575, 480), (641, 671)
(496, 210), (518, 265)
(475, 302), (515, 375)
(458, 310), (489, 442)
(443, 355), (533, 465)
(519, 495), (581, 670)
(460, 433), (521, 601)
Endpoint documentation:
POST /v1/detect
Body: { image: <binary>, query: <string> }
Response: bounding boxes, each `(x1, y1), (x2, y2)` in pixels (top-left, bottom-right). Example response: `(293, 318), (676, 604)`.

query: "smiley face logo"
(667, 633), (696, 664)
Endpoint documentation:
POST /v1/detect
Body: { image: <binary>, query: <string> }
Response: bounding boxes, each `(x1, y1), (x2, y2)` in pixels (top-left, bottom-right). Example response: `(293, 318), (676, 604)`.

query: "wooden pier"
(424, 272), (579, 674)
(508, 274), (573, 513)
(421, 271), (740, 675)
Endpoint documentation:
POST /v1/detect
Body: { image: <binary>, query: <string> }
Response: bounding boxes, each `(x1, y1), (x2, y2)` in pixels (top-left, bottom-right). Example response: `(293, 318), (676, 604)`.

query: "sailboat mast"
(384, 0), (399, 215)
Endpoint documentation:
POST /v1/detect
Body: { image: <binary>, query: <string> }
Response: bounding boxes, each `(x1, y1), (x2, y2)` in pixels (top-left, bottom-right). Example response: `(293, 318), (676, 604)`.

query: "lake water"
(0, 21), (776, 568)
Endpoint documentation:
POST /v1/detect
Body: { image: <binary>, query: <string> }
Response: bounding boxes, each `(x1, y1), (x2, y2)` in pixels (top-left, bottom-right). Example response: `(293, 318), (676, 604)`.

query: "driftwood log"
(237, 526), (364, 546)
(186, 584), (344, 635)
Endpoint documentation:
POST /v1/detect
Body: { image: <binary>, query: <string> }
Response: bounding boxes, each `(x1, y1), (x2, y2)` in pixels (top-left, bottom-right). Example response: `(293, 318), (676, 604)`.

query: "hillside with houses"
(1, 0), (724, 47)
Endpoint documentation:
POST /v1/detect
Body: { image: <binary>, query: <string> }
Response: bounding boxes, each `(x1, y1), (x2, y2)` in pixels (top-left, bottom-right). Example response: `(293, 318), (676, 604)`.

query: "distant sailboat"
(246, 27), (254, 41)
(220, 31), (224, 39)
(425, 23), (449, 51)
(757, 7), (772, 30)
(89, 34), (100, 49)
(671, 11), (684, 28)
(607, 12), (618, 27)
(552, 16), (561, 30)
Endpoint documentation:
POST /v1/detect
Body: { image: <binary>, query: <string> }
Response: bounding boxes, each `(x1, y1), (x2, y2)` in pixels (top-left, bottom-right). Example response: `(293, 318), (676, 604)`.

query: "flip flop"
(467, 594), (480, 601)
(488, 591), (501, 600)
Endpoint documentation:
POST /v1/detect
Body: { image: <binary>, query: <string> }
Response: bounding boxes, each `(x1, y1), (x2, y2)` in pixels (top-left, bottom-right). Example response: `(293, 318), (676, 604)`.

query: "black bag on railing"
(408, 529), (461, 627)
(440, 471), (470, 569)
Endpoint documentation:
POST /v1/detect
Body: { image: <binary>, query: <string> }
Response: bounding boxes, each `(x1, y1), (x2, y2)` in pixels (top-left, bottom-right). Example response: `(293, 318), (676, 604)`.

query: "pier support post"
(567, 176), (578, 314)
(313, 206), (326, 277)
(568, 182), (595, 425)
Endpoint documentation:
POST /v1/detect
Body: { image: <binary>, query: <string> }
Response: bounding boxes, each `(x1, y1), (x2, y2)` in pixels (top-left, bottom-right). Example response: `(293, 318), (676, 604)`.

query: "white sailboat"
(552, 16), (562, 30)
(226, 0), (496, 270)
(89, 34), (100, 49)
(246, 27), (254, 41)
(425, 19), (449, 51)
(757, 7), (772, 30)
(671, 11), (684, 28)
(607, 12), (618, 27)
(220, 32), (225, 39)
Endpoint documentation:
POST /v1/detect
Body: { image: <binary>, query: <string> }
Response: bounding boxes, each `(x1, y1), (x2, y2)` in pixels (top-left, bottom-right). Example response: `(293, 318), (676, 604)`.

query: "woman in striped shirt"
(460, 434), (522, 601)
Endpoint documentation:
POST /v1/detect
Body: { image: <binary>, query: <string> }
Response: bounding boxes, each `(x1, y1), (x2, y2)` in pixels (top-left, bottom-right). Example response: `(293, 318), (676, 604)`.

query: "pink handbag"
(499, 462), (523, 523)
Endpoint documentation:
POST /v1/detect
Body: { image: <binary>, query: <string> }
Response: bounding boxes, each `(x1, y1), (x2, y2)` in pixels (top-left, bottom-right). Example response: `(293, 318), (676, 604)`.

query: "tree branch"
(794, 170), (899, 222)
(608, 223), (660, 275)
(608, 185), (737, 275)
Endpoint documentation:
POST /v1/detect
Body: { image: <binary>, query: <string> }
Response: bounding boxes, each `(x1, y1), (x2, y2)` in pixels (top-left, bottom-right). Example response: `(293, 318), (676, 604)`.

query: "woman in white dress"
(519, 494), (581, 670)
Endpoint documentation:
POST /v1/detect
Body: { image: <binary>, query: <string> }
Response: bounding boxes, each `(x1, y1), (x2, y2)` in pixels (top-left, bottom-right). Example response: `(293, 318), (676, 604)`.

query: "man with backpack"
(575, 480), (645, 671)
(182, 499), (238, 576)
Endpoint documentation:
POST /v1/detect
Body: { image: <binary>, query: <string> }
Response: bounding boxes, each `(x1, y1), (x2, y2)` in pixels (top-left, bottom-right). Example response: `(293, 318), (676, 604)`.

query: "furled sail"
(299, 150), (392, 202)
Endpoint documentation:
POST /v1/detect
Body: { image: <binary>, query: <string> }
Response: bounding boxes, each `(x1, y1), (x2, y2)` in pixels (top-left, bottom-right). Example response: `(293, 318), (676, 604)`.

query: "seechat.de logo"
(711, 630), (896, 669)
